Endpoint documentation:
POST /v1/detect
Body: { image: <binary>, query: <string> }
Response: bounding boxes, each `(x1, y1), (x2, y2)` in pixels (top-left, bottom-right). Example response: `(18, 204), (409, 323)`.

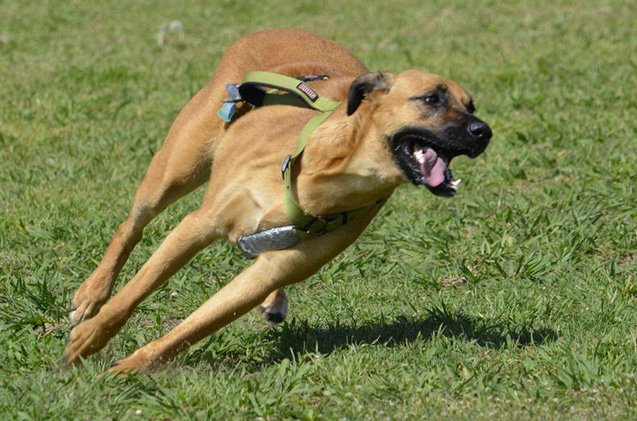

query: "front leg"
(65, 209), (222, 364)
(110, 207), (380, 373)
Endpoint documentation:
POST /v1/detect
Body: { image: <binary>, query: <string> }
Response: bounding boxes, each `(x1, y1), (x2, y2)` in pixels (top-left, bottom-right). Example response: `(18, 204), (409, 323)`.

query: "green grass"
(1, 0), (636, 418)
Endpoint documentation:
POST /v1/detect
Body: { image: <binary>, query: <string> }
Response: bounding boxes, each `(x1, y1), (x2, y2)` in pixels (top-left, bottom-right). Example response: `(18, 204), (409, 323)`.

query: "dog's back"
(204, 29), (368, 154)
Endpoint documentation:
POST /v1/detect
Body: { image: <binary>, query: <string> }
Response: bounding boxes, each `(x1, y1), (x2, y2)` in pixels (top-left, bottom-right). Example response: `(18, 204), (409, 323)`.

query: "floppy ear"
(347, 72), (391, 116)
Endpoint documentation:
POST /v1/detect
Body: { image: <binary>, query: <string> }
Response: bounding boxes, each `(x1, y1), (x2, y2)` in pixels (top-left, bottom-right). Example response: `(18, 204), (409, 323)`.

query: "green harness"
(219, 71), (382, 258)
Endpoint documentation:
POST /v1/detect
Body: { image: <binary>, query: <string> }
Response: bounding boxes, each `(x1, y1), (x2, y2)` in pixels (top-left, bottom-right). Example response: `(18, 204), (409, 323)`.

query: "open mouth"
(412, 147), (460, 196)
(390, 131), (462, 197)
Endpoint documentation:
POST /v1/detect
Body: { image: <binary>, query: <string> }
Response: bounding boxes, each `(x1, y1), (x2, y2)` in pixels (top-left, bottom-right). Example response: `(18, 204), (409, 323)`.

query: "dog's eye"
(422, 94), (440, 105)
(466, 100), (476, 114)
(410, 92), (445, 108)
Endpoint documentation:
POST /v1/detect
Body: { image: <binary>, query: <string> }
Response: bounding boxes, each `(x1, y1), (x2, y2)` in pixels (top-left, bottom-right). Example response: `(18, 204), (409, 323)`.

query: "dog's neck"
(295, 112), (400, 215)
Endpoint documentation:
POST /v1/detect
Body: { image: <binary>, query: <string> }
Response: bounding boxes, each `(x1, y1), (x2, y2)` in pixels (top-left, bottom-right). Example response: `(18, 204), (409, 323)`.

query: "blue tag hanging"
(217, 83), (242, 122)
(217, 102), (237, 122)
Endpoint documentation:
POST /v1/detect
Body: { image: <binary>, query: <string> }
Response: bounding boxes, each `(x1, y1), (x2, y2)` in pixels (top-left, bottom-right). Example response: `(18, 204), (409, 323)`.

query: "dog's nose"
(467, 121), (492, 141)
(466, 120), (491, 157)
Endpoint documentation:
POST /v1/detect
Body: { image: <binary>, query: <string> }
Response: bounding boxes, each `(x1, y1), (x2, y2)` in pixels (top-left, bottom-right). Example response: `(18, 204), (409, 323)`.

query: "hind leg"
(70, 85), (224, 326)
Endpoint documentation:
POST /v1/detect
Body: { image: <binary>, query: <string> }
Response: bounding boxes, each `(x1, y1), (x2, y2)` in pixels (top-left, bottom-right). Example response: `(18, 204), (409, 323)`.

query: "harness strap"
(239, 71), (340, 112)
(281, 110), (333, 227)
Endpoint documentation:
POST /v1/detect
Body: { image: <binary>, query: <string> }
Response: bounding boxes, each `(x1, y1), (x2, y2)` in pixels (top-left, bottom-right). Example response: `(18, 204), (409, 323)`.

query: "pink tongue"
(420, 149), (447, 187)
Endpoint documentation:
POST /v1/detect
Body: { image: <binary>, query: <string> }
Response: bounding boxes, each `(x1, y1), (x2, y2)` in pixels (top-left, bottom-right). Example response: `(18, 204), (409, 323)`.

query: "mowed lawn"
(1, 0), (636, 418)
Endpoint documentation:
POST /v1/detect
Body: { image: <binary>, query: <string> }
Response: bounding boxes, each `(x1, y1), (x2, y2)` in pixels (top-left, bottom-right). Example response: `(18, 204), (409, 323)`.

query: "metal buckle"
(281, 154), (292, 179)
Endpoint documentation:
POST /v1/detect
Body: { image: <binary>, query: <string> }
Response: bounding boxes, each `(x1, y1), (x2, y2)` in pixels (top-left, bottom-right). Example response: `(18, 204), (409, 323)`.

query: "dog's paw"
(70, 274), (113, 326)
(259, 289), (288, 324)
(262, 309), (286, 324)
(109, 349), (158, 375)
(64, 316), (114, 364)
(69, 301), (101, 328)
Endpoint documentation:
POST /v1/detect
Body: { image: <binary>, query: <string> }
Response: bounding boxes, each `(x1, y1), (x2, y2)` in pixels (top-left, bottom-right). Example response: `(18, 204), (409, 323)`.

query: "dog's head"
(347, 70), (491, 197)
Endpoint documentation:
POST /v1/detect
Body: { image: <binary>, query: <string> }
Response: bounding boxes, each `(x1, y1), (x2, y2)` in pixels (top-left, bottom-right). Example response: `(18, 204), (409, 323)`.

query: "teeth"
(413, 149), (425, 164)
(450, 179), (462, 189)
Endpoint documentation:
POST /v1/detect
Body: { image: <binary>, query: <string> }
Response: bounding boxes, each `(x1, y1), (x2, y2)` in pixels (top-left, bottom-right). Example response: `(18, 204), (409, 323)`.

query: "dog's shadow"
(184, 308), (557, 368)
(272, 308), (558, 357)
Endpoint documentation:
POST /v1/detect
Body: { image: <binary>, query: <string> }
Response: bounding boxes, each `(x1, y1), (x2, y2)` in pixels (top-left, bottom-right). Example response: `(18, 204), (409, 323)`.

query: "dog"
(64, 28), (491, 372)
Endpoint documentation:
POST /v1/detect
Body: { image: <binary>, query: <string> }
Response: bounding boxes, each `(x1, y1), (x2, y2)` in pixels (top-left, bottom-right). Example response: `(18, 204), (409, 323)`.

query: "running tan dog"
(65, 28), (491, 372)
